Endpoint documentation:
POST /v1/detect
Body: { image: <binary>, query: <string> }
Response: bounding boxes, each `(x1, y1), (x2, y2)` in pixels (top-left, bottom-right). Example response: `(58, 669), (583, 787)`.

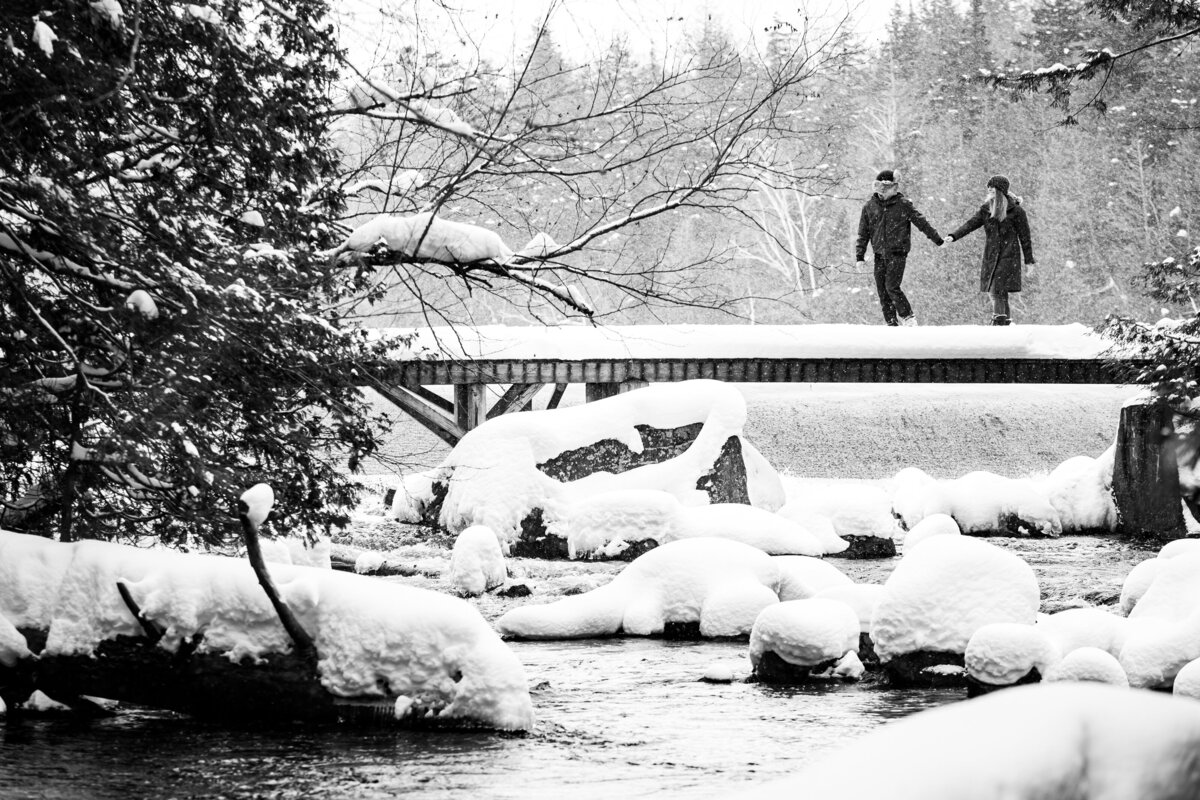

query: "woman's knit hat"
(987, 175), (1010, 193)
(876, 169), (898, 183)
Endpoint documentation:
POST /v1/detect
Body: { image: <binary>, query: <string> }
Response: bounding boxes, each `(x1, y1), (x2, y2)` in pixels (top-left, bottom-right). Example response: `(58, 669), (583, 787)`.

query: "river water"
(1, 636), (957, 800)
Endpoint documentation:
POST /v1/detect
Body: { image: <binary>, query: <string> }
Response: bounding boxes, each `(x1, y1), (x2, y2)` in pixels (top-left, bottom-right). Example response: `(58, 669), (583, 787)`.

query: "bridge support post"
(585, 380), (648, 403)
(455, 384), (487, 433)
(1113, 398), (1186, 541)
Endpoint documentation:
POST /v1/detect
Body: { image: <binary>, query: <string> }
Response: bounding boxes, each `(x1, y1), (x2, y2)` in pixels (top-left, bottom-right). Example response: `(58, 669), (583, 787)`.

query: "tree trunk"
(1113, 399), (1186, 540)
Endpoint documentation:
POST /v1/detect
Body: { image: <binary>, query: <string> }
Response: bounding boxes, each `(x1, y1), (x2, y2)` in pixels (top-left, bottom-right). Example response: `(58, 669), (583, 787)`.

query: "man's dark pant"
(874, 252), (911, 326)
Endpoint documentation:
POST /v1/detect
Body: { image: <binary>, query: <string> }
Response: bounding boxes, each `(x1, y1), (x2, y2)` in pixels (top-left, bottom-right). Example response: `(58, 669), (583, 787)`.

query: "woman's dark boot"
(991, 314), (1010, 326)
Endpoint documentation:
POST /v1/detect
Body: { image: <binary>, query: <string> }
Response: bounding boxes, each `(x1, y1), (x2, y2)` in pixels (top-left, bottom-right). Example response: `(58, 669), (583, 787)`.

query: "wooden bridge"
(368, 324), (1147, 446)
(368, 323), (1186, 540)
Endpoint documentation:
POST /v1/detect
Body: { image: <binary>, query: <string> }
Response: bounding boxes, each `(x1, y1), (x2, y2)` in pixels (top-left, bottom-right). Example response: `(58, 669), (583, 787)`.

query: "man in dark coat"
(855, 169), (945, 326)
(944, 175), (1036, 326)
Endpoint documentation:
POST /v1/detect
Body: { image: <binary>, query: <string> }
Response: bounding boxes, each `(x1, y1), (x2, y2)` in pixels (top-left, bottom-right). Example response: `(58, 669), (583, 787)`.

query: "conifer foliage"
(0, 1), (389, 543)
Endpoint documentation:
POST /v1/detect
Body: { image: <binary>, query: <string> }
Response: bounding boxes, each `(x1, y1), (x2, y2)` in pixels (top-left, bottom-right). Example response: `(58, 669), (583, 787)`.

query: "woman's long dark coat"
(949, 197), (1034, 292)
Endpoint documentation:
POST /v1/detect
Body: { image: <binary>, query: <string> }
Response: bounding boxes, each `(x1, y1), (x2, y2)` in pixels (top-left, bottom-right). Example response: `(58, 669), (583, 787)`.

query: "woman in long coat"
(945, 175), (1036, 325)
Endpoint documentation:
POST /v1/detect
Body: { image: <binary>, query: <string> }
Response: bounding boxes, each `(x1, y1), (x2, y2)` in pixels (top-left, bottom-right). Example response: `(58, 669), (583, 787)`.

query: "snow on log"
(334, 212), (514, 264)
(0, 531), (532, 730)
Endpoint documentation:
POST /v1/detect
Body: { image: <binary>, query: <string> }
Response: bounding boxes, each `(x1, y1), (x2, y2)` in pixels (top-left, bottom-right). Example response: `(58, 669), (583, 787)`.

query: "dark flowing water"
(1, 638), (957, 800)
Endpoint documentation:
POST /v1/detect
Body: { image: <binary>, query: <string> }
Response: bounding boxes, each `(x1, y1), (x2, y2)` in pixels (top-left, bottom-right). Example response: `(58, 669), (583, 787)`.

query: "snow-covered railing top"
(379, 324), (1111, 361)
(367, 323), (1140, 387)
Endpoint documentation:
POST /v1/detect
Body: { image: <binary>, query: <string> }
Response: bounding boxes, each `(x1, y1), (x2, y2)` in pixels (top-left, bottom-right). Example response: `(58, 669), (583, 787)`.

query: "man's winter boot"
(900, 315), (918, 327)
(991, 314), (1010, 326)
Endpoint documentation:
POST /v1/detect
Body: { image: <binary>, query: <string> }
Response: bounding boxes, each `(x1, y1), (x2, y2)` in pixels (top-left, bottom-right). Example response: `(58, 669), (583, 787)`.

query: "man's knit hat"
(875, 169), (898, 183)
(987, 175), (1010, 194)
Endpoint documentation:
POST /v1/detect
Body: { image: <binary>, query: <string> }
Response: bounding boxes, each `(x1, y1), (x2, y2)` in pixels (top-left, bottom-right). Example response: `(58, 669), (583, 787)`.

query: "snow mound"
(563, 491), (825, 558)
(774, 505), (848, 554)
(813, 583), (885, 632)
(1044, 647), (1128, 686)
(894, 470), (1062, 537)
(731, 683), (1200, 799)
(0, 531), (532, 730)
(495, 538), (781, 639)
(1033, 449), (1117, 532)
(1035, 607), (1127, 657)
(1120, 551), (1200, 689)
(449, 525), (506, 596)
(773, 555), (853, 601)
(965, 623), (1060, 686)
(1173, 658), (1200, 700)
(749, 598), (860, 670)
(870, 536), (1040, 663)
(901, 513), (960, 552)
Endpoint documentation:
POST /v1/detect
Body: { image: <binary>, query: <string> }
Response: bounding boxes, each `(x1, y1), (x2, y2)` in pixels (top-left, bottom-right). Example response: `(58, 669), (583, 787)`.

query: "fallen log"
(0, 531), (533, 729)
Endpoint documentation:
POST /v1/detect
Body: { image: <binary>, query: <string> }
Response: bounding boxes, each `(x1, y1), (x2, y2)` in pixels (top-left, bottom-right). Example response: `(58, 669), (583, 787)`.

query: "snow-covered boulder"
(827, 508), (897, 558)
(964, 623), (1059, 691)
(448, 525), (506, 597)
(1035, 449), (1117, 533)
(1044, 647), (1128, 686)
(1035, 607), (1127, 658)
(1120, 557), (1160, 615)
(773, 555), (853, 601)
(890, 467), (937, 530)
(894, 471), (1063, 537)
(562, 490), (824, 559)
(0, 530), (532, 730)
(1174, 658), (1200, 699)
(772, 505), (847, 554)
(870, 536), (1039, 685)
(814, 584), (884, 633)
(495, 538), (781, 639)
(388, 468), (446, 525)
(730, 683), (1200, 800)
(749, 598), (860, 682)
(901, 513), (960, 552)
(402, 380), (781, 556)
(1119, 551), (1200, 689)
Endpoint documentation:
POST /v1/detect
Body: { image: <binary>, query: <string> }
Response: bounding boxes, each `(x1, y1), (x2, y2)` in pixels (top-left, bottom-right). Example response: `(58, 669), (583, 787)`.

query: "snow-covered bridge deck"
(370, 324), (1147, 445)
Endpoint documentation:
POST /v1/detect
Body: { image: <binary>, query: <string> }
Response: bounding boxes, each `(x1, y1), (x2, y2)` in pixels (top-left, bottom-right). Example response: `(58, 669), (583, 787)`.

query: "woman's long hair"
(988, 189), (1009, 222)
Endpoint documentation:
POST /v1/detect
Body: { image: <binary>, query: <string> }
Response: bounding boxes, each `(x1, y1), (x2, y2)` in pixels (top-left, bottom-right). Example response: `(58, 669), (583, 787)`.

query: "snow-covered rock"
(964, 622), (1060, 687)
(1119, 551), (1200, 689)
(449, 525), (506, 597)
(749, 598), (860, 673)
(0, 530), (532, 730)
(495, 538), (781, 639)
(1035, 607), (1127, 658)
(1174, 658), (1200, 700)
(813, 583), (885, 632)
(417, 380), (777, 553)
(774, 505), (847, 554)
(870, 536), (1040, 665)
(773, 555), (853, 601)
(1120, 557), (1160, 615)
(562, 491), (824, 558)
(900, 512), (960, 552)
(1044, 647), (1128, 686)
(731, 683), (1200, 799)
(894, 470), (1063, 537)
(1035, 449), (1117, 532)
